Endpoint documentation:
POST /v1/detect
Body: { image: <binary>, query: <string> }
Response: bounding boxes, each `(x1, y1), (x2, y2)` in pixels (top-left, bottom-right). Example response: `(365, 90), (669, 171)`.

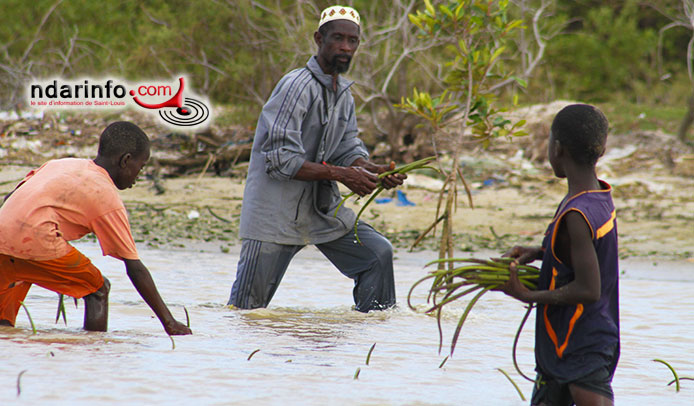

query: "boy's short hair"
(551, 104), (609, 166)
(97, 121), (150, 159)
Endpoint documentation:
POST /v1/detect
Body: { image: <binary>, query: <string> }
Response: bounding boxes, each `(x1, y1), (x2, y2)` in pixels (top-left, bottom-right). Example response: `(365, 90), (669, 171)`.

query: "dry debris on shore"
(1, 106), (692, 260)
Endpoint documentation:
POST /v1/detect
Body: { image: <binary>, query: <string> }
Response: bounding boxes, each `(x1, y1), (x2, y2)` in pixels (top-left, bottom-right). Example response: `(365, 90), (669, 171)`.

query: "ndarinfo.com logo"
(27, 76), (211, 130)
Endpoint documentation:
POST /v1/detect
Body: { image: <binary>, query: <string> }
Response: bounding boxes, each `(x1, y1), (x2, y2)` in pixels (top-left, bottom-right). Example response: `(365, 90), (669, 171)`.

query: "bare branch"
(139, 4), (171, 28)
(21, 0), (64, 64)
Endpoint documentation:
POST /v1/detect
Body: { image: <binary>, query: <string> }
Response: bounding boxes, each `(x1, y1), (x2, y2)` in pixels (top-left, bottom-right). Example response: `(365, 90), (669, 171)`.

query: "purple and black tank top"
(535, 180), (620, 382)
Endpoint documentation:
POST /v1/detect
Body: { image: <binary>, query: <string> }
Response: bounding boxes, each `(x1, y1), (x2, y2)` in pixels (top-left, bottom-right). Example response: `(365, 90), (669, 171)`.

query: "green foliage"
(598, 100), (687, 134)
(396, 0), (532, 263)
(545, 1), (658, 101)
(399, 0), (528, 150)
(0, 0), (690, 129)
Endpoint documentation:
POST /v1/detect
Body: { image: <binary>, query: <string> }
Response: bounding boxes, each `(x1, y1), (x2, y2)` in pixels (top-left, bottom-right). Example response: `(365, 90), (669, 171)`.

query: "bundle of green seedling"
(334, 156), (439, 244)
(408, 256), (540, 356)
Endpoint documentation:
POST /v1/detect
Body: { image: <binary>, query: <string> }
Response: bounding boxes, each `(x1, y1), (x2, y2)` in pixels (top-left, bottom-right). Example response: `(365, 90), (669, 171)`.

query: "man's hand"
(292, 158), (406, 196)
(351, 159), (407, 190)
(372, 161), (407, 189)
(339, 166), (380, 197)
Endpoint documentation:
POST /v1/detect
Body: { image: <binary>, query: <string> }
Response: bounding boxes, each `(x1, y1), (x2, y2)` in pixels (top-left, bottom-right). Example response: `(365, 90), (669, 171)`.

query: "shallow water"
(1, 243), (693, 405)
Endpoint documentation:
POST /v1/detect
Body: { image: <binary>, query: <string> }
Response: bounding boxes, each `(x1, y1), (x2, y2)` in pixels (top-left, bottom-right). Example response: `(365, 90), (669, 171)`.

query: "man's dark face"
(316, 20), (360, 75)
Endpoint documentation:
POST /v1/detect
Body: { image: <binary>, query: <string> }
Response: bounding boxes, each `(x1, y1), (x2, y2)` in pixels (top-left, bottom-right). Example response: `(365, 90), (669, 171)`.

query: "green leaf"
(511, 76), (528, 88)
(408, 14), (423, 30)
(439, 5), (454, 20)
(423, 92), (433, 108)
(458, 39), (468, 55)
(455, 2), (465, 18)
(505, 19), (524, 33)
(424, 0), (435, 16)
(470, 15), (484, 27)
(490, 46), (506, 63)
(493, 116), (511, 127)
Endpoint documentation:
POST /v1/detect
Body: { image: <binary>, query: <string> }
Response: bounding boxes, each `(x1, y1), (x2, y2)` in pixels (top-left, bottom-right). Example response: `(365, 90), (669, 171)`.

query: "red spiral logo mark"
(130, 77), (210, 127)
(159, 97), (209, 127)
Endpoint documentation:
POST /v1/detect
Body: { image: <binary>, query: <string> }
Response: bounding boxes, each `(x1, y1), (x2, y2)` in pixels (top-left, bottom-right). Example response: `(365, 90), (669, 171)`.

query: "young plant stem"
(16, 370), (27, 398)
(336, 157), (438, 243)
(438, 355), (449, 368)
(497, 368), (526, 401)
(365, 343), (376, 366)
(654, 359), (680, 392)
(56, 294), (67, 325)
(248, 349), (260, 361)
(20, 301), (36, 335)
(513, 305), (536, 382)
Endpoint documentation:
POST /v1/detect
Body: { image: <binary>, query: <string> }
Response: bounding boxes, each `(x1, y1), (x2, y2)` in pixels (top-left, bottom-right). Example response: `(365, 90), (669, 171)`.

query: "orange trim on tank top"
(543, 267), (584, 359)
(596, 210), (616, 239)
(543, 185), (609, 358)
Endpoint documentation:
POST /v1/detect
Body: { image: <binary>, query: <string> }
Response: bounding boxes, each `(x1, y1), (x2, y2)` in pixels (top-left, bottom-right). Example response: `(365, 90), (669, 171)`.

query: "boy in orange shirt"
(0, 121), (191, 335)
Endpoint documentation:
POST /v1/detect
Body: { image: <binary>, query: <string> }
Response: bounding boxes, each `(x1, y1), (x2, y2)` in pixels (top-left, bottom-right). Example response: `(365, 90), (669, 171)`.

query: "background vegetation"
(1, 0), (692, 144)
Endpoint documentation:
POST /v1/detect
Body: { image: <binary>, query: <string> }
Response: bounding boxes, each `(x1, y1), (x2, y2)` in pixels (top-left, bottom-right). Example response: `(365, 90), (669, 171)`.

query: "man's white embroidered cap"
(318, 5), (360, 28)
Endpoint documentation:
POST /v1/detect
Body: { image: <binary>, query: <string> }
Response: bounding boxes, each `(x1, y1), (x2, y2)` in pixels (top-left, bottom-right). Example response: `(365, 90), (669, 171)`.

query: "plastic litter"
(396, 190), (415, 206)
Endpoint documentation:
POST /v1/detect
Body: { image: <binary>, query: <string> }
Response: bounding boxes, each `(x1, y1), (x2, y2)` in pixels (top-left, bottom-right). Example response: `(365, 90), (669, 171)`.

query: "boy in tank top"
(499, 104), (619, 406)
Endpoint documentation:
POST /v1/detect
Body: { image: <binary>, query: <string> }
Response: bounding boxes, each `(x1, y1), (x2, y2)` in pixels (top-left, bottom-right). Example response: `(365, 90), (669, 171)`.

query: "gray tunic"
(239, 56), (369, 244)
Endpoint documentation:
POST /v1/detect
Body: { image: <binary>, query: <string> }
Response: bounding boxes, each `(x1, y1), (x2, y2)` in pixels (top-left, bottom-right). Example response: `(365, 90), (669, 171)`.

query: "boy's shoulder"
(563, 181), (615, 234)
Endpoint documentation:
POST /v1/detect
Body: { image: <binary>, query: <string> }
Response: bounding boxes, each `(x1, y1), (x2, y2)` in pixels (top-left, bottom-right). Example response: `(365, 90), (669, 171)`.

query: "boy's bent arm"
(501, 211), (602, 305)
(124, 259), (192, 335)
(503, 245), (544, 264)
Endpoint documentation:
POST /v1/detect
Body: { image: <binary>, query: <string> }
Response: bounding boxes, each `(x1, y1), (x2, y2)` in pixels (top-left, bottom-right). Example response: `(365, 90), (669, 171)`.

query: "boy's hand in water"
(165, 320), (192, 335)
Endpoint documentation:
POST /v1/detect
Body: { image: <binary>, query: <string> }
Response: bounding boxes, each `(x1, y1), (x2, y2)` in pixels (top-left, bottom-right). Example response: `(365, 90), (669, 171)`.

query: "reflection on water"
(1, 243), (693, 405)
(233, 307), (389, 346)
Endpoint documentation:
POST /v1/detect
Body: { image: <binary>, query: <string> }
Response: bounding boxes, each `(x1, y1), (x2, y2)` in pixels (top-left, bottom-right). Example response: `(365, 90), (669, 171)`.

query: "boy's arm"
(500, 211), (601, 305)
(503, 245), (544, 264)
(124, 259), (192, 335)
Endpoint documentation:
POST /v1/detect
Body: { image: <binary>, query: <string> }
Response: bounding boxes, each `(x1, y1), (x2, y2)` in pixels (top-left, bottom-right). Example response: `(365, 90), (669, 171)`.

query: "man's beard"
(329, 54), (352, 74)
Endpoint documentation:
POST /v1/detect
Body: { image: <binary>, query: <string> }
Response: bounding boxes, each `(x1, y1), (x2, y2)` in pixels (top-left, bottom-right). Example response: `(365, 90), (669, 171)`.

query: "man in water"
(228, 5), (406, 312)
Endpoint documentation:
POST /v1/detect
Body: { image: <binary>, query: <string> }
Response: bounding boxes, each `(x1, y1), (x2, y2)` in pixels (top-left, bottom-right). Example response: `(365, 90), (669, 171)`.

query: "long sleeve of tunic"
(239, 56), (369, 244)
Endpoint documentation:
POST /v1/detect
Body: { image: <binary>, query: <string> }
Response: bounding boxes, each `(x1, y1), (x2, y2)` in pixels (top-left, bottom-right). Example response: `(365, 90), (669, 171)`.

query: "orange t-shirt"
(0, 158), (139, 261)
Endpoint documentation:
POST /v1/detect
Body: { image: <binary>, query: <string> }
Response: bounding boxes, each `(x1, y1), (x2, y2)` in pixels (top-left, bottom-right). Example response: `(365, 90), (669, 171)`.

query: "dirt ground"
(1, 103), (693, 261)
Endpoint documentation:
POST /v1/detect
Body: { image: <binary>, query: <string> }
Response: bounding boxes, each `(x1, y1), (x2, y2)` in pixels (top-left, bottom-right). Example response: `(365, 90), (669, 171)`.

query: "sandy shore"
(1, 105), (692, 262)
(2, 156), (692, 262)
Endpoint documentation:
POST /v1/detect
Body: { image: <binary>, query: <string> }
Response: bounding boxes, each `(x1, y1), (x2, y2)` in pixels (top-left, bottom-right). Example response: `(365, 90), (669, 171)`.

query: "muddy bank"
(1, 106), (693, 261)
(4, 163), (689, 261)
